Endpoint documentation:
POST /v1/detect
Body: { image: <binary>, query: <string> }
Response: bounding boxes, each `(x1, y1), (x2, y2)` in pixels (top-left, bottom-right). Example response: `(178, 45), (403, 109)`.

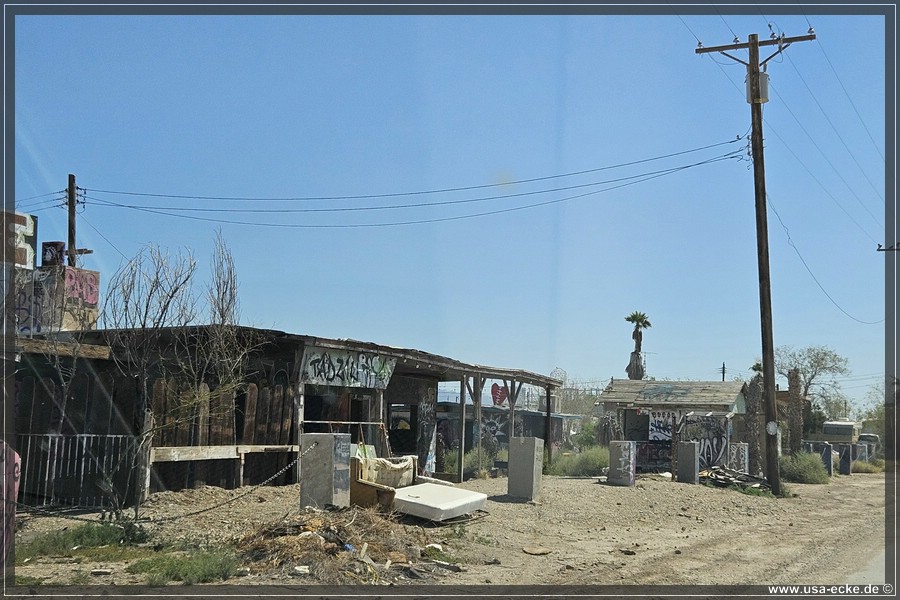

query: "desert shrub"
(126, 549), (237, 585)
(443, 447), (495, 479)
(572, 419), (598, 449)
(780, 452), (830, 484)
(852, 460), (883, 473)
(545, 446), (609, 476)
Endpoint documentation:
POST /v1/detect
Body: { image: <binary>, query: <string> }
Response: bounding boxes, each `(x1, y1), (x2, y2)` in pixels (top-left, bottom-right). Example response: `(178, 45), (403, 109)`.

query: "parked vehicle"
(805, 420), (861, 444)
(858, 433), (881, 453)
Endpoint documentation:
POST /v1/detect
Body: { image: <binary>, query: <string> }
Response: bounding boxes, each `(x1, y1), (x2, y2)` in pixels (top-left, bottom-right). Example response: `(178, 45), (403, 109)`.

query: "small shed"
(595, 379), (748, 471)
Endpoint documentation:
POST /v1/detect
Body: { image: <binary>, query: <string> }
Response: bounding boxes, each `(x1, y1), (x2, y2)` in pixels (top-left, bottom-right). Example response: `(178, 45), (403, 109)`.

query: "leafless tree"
(100, 243), (197, 517)
(101, 243), (198, 411)
(98, 236), (268, 518)
(172, 230), (264, 415)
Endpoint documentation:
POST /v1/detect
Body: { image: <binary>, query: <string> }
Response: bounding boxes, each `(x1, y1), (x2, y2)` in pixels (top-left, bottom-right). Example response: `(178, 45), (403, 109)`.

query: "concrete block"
(838, 444), (852, 476)
(608, 441), (636, 487)
(820, 442), (833, 476)
(300, 433), (351, 508)
(508, 437), (543, 500)
(677, 441), (700, 484)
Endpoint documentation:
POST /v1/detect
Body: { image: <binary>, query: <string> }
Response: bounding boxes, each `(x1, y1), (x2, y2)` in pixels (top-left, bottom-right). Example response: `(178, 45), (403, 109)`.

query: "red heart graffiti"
(490, 383), (508, 406)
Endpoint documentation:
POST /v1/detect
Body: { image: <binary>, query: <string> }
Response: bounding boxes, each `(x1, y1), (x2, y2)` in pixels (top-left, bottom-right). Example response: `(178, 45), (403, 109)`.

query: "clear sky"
(11, 7), (891, 411)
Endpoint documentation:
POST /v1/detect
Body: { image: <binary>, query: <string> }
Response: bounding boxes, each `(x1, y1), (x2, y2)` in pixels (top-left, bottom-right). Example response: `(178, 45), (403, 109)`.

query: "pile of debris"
(699, 466), (771, 492)
(235, 505), (464, 585)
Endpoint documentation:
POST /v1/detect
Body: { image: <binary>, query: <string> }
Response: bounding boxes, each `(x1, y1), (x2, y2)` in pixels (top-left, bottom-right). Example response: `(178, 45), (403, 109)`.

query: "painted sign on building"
(4, 211), (38, 269)
(300, 346), (396, 389)
(14, 266), (100, 335)
(490, 383), (509, 406)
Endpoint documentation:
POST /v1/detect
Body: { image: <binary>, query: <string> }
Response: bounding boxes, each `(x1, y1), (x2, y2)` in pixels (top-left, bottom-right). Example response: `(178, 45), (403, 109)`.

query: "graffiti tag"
(301, 347), (396, 389)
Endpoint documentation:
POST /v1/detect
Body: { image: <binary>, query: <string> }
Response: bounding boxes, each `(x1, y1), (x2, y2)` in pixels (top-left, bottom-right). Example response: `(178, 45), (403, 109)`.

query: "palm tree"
(625, 311), (651, 380)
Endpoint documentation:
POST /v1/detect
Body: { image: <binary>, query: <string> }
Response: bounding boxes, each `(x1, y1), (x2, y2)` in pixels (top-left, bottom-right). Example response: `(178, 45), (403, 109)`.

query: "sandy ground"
(447, 472), (888, 586)
(13, 471), (888, 588)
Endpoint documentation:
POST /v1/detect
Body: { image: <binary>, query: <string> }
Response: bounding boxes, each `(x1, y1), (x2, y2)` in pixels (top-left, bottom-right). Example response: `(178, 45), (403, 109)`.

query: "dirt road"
(444, 472), (887, 586)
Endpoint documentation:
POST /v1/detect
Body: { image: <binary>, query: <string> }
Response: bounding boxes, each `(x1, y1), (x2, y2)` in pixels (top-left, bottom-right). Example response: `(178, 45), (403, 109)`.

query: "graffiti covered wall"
(14, 266), (99, 334)
(681, 415), (729, 469)
(300, 346), (396, 389)
(648, 410), (677, 441)
(385, 375), (438, 475)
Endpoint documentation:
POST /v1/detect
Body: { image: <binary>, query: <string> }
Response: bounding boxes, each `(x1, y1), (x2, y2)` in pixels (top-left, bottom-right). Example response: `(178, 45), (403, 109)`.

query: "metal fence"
(16, 434), (137, 508)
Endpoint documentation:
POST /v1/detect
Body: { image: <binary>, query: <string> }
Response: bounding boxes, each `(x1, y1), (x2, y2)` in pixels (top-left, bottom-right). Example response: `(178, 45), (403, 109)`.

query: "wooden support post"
(473, 375), (483, 470)
(545, 385), (553, 465)
(373, 388), (384, 456)
(238, 452), (245, 487)
(295, 389), (304, 484)
(458, 377), (467, 483)
(138, 410), (153, 508)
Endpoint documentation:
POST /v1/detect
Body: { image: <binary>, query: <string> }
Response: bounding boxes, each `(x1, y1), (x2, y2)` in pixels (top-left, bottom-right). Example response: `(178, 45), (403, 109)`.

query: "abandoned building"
(13, 325), (561, 508)
(593, 378), (750, 472)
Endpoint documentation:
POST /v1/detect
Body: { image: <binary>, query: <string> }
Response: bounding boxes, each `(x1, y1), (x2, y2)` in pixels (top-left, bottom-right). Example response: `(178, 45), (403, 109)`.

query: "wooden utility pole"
(64, 173), (93, 266)
(67, 173), (77, 266)
(697, 31), (815, 497)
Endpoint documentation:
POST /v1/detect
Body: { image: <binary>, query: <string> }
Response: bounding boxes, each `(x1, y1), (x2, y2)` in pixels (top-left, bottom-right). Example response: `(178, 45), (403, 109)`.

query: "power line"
(14, 189), (64, 204)
(84, 153), (740, 229)
(79, 213), (129, 261)
(82, 150), (743, 215)
(768, 83), (883, 230)
(84, 138), (742, 203)
(682, 16), (881, 245)
(767, 193), (883, 325)
(18, 198), (64, 213)
(763, 121), (881, 246)
(782, 52), (885, 206)
(809, 20), (885, 162)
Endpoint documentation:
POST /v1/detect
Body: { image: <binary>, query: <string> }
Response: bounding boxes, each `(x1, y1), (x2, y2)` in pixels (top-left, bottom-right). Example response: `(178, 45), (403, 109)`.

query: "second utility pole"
(67, 173), (77, 267)
(697, 30), (815, 497)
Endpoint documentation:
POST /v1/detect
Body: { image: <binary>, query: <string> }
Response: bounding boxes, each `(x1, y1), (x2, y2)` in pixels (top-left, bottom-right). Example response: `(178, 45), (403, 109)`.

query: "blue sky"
(11, 9), (890, 410)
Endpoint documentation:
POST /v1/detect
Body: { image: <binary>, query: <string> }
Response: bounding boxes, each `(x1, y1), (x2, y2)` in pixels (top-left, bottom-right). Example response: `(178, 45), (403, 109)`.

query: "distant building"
(594, 378), (748, 471)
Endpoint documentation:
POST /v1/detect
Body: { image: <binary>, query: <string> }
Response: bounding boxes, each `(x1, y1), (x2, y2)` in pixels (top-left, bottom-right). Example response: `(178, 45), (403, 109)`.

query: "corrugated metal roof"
(597, 379), (747, 407)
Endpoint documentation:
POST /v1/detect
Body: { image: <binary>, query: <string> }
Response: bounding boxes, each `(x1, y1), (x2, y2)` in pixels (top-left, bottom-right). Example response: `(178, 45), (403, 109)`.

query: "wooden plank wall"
(148, 378), (295, 489)
(15, 371), (297, 500)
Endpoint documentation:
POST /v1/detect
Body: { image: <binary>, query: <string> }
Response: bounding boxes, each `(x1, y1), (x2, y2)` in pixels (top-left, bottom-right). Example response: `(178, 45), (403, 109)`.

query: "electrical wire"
(767, 193), (883, 325)
(82, 150), (743, 215)
(812, 35), (885, 163)
(763, 121), (881, 246)
(14, 190), (64, 204)
(85, 153), (741, 229)
(80, 213), (129, 260)
(782, 52), (885, 206)
(679, 17), (880, 245)
(84, 138), (742, 203)
(16, 197), (64, 212)
(768, 83), (883, 230)
(715, 9), (739, 42)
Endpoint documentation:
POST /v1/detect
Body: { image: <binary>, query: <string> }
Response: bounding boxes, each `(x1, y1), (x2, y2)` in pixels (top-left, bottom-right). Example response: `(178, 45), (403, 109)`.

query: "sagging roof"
(597, 378), (747, 408)
(67, 325), (562, 389)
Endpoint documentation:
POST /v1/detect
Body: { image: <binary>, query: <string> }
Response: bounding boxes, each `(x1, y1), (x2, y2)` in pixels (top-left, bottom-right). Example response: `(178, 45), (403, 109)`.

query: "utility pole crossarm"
(695, 33), (816, 55)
